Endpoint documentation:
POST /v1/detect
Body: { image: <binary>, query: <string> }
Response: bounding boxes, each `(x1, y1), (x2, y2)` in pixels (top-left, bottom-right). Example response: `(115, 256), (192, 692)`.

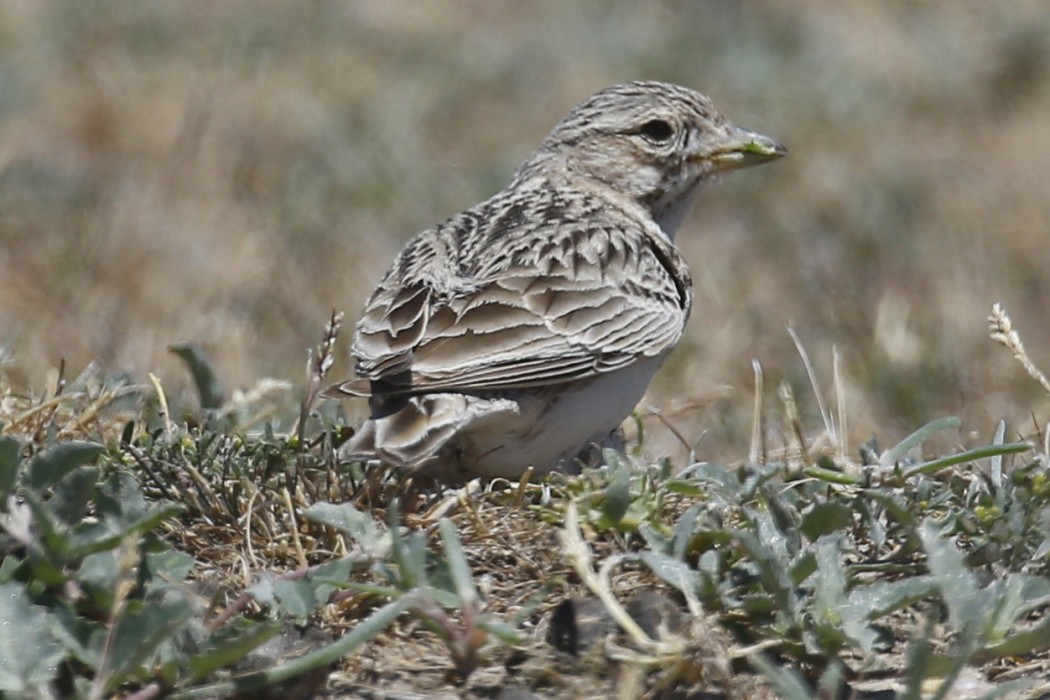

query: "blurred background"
(1, 1), (1048, 461)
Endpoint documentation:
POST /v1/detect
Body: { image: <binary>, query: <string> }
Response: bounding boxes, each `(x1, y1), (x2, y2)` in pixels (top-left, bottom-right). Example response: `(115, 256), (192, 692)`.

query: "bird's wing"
(340, 220), (691, 396)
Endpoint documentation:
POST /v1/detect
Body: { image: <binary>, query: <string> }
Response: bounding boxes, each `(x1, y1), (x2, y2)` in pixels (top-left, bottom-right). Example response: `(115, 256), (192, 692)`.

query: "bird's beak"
(707, 124), (786, 172)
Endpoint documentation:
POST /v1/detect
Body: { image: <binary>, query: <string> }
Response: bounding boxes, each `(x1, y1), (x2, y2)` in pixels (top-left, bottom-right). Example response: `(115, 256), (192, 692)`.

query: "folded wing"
(337, 219), (691, 398)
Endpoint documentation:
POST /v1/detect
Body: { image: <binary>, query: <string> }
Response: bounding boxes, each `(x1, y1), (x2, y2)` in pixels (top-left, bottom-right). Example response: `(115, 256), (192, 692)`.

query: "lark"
(327, 81), (785, 479)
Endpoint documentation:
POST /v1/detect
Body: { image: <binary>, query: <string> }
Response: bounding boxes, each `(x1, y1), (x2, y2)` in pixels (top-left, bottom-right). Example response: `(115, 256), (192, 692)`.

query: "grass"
(3, 2), (1050, 697)
(2, 2), (1050, 461)
(2, 307), (1050, 698)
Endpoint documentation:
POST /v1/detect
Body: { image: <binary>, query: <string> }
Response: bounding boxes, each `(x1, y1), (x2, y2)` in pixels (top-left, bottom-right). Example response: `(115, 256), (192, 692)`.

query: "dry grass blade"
(833, 345), (848, 466)
(299, 310), (344, 441)
(149, 373), (173, 438)
(750, 359), (765, 465)
(989, 303), (1050, 396)
(2, 392), (89, 434)
(788, 327), (834, 444)
(778, 381), (809, 464)
(560, 501), (681, 659)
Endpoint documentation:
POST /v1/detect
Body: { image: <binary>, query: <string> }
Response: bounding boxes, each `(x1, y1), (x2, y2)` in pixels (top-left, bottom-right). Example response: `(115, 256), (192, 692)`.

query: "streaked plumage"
(327, 81), (785, 479)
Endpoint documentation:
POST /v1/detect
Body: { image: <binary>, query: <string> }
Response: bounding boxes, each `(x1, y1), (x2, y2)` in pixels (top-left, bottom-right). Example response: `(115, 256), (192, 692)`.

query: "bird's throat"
(652, 179), (707, 241)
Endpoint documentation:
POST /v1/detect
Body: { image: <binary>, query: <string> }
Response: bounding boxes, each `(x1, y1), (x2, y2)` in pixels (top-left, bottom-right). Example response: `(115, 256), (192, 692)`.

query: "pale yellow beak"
(709, 124), (787, 171)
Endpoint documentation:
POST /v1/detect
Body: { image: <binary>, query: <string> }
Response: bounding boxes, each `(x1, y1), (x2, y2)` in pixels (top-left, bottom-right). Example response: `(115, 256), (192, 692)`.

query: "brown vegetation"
(2, 1), (1049, 468)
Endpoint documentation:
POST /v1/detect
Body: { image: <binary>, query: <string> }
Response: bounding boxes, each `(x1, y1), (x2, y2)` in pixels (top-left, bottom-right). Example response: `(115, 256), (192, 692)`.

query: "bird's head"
(522, 81), (785, 237)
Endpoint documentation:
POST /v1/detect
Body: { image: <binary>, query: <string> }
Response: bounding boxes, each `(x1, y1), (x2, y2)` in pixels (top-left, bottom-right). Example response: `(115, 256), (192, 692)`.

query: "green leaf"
(965, 575), (1050, 651)
(168, 597), (412, 700)
(402, 531), (429, 589)
(973, 611), (1050, 661)
(806, 622), (851, 656)
(749, 653), (812, 699)
(103, 595), (194, 692)
(688, 462), (746, 499)
(903, 617), (937, 698)
(759, 484), (801, 554)
(920, 520), (979, 635)
(25, 543), (70, 586)
(0, 554), (22, 583)
(23, 491), (73, 565)
(476, 616), (527, 644)
(54, 471), (182, 559)
(96, 471), (152, 521)
(848, 576), (936, 620)
(803, 464), (860, 485)
(169, 343), (226, 410)
(926, 624), (983, 700)
(810, 537), (846, 623)
(185, 619), (282, 684)
(811, 536), (877, 653)
(49, 604), (104, 668)
(25, 442), (103, 492)
(672, 504), (702, 559)
(427, 587), (462, 609)
(664, 480), (706, 496)
(145, 549), (196, 583)
(304, 502), (389, 557)
(47, 466), (99, 527)
(600, 463), (631, 526)
(439, 518), (478, 606)
(748, 508), (796, 570)
(864, 490), (919, 529)
(879, 416), (961, 468)
(272, 579), (319, 617)
(0, 582), (66, 693)
(78, 550), (122, 610)
(0, 436), (20, 505)
(640, 551), (700, 596)
(988, 420), (1006, 492)
(789, 550), (817, 586)
(638, 522), (672, 554)
(799, 502), (854, 541)
(817, 663), (846, 699)
(1018, 575), (1050, 613)
(339, 581), (401, 599)
(983, 576), (1028, 644)
(732, 525), (797, 617)
(385, 500), (425, 590)
(120, 420), (136, 446)
(68, 502), (184, 559)
(901, 442), (1032, 480)
(308, 557), (356, 601)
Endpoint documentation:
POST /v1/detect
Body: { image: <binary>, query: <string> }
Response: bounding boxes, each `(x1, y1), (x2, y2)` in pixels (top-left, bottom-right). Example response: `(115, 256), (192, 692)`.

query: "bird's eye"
(638, 119), (675, 143)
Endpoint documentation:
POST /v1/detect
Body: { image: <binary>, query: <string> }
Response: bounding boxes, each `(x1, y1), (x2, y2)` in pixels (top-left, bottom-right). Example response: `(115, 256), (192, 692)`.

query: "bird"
(326, 81), (785, 480)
